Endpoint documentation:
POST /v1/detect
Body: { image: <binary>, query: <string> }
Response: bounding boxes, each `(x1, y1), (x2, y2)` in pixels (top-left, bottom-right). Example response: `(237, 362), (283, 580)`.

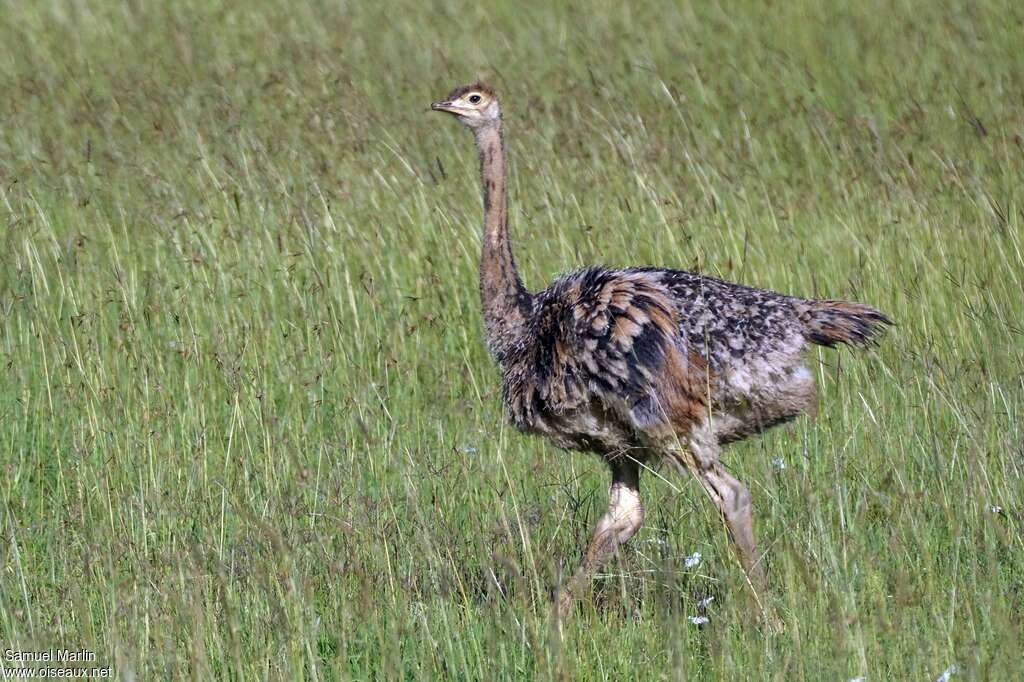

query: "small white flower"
(460, 445), (477, 455)
(989, 505), (1002, 514)
(697, 596), (715, 609)
(688, 615), (709, 626)
(770, 457), (786, 471)
(684, 552), (701, 569)
(848, 677), (867, 682)
(936, 664), (958, 682)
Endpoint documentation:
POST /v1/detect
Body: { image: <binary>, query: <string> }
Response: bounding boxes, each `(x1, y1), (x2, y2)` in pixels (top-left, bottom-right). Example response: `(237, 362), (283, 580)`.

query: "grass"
(1, 0), (1022, 678)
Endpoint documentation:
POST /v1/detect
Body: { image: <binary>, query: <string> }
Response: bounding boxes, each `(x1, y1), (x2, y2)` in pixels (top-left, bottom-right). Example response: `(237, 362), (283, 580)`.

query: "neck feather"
(473, 121), (528, 357)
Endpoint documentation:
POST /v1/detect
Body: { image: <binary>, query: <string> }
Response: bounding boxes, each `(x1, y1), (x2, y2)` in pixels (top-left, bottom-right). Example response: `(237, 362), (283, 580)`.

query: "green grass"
(1, 0), (1022, 678)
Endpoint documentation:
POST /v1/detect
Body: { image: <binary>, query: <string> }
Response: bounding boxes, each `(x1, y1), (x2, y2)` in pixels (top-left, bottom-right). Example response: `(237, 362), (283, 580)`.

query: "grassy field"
(1, 0), (1022, 678)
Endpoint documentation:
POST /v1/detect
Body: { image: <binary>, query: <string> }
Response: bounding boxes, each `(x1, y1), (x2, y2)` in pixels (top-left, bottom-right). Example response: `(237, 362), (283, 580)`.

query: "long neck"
(473, 121), (528, 357)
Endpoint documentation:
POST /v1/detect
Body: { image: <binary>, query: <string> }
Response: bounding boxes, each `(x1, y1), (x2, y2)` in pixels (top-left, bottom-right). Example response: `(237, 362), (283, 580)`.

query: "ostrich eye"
(468, 94), (482, 104)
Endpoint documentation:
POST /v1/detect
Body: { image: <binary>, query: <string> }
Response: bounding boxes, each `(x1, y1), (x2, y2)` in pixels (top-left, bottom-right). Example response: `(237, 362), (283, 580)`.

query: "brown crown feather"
(444, 81), (497, 101)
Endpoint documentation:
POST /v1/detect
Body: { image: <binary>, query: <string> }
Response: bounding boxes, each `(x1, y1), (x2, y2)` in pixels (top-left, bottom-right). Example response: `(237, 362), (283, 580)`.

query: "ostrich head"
(431, 82), (500, 128)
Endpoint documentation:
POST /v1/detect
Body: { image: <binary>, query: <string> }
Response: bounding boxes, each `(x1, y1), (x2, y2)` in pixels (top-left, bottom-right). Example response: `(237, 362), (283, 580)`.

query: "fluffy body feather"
(499, 266), (889, 456)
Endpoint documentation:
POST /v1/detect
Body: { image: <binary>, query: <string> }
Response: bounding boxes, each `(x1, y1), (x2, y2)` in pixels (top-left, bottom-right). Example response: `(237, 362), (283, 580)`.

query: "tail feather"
(798, 300), (893, 348)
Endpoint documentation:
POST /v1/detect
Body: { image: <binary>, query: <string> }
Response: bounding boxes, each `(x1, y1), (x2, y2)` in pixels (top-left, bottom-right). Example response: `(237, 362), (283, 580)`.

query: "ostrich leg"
(673, 427), (768, 602)
(555, 459), (644, 617)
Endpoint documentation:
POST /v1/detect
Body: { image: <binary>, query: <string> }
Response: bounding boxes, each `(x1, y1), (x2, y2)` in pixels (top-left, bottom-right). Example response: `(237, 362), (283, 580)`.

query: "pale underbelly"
(711, 363), (817, 444)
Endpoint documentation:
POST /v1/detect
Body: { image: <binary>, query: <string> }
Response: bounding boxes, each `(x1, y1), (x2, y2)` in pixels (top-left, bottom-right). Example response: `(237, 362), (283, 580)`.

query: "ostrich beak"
(431, 100), (463, 115)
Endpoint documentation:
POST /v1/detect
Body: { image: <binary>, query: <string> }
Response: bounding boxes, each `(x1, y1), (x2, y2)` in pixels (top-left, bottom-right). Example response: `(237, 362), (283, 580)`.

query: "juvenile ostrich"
(431, 82), (890, 616)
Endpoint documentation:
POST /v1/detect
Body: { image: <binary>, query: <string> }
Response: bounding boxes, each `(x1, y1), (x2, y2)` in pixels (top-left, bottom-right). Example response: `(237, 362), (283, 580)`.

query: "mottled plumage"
(431, 83), (891, 618)
(499, 266), (889, 455)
